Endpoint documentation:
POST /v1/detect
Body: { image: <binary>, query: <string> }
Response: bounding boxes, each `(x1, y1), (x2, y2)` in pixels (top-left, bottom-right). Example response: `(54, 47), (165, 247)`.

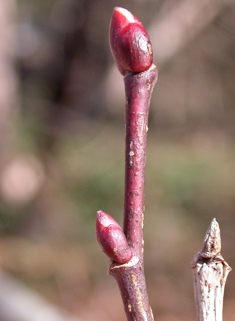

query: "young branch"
(96, 7), (157, 321)
(191, 218), (232, 321)
(123, 64), (157, 259)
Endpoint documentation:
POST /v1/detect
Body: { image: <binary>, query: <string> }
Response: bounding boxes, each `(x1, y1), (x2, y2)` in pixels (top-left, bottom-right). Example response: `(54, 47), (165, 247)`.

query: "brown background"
(0, 0), (235, 320)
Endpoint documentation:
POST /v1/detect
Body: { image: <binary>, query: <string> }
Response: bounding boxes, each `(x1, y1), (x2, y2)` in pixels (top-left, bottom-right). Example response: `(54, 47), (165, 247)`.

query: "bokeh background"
(0, 0), (235, 320)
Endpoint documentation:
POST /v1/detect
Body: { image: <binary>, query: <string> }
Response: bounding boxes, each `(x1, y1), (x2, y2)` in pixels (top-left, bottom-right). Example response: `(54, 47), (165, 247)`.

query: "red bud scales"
(109, 7), (153, 75)
(96, 210), (133, 264)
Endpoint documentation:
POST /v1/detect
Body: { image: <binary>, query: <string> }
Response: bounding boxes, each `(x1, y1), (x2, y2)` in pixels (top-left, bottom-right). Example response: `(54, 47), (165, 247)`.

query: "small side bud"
(96, 210), (133, 264)
(109, 7), (153, 75)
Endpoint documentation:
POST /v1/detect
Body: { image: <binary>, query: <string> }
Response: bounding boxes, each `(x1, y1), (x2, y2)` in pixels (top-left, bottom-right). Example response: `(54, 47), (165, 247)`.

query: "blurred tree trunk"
(0, 0), (18, 165)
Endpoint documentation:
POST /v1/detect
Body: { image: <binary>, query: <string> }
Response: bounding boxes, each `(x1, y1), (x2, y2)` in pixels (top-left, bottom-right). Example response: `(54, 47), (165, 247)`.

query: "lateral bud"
(96, 210), (133, 264)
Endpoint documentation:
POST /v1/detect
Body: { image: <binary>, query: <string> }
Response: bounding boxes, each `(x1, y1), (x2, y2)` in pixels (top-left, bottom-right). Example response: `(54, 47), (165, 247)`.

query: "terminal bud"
(109, 7), (153, 75)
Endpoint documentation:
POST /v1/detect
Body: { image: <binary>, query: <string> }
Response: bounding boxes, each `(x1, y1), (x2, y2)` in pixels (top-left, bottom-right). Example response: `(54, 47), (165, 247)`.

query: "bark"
(108, 65), (158, 321)
(123, 65), (157, 259)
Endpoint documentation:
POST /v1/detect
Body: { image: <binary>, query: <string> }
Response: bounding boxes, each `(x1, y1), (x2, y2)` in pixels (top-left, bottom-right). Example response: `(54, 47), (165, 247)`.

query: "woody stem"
(108, 64), (158, 321)
(123, 65), (157, 258)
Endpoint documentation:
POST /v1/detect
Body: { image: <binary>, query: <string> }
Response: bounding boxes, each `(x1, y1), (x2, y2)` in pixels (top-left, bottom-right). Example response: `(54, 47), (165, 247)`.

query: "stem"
(191, 218), (232, 321)
(96, 7), (158, 321)
(109, 65), (157, 321)
(123, 65), (157, 258)
(108, 257), (154, 321)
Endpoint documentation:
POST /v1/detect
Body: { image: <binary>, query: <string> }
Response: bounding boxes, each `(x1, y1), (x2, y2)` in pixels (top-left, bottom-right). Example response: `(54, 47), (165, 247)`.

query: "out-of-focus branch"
(0, 270), (81, 321)
(0, 0), (18, 193)
(0, 0), (18, 136)
(148, 0), (229, 65)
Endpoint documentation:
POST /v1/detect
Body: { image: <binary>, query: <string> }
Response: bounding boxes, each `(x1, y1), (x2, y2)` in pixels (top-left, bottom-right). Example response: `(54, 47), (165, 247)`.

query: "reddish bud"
(109, 7), (153, 75)
(96, 210), (133, 264)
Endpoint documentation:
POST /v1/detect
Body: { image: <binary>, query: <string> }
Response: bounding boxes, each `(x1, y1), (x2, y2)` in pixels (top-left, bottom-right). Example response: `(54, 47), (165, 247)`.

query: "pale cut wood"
(191, 218), (231, 321)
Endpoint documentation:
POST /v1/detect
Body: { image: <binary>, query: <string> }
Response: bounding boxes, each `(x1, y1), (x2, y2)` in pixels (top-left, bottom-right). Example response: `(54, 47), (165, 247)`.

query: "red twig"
(123, 64), (157, 259)
(96, 7), (158, 321)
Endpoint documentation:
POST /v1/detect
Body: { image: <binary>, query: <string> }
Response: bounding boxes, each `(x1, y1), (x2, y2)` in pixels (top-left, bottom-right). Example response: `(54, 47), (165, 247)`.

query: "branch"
(149, 0), (228, 65)
(0, 270), (80, 321)
(191, 218), (232, 321)
(96, 7), (158, 321)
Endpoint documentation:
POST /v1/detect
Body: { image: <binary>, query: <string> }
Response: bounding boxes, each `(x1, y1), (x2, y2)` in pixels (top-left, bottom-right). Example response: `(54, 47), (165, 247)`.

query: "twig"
(191, 218), (232, 321)
(96, 7), (158, 321)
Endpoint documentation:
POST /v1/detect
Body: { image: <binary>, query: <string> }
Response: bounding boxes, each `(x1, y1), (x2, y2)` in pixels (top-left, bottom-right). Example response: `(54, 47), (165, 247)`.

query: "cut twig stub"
(200, 218), (221, 259)
(191, 218), (231, 321)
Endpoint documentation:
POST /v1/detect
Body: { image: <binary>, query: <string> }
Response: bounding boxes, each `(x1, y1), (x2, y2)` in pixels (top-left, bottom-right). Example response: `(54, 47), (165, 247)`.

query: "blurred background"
(0, 0), (235, 320)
